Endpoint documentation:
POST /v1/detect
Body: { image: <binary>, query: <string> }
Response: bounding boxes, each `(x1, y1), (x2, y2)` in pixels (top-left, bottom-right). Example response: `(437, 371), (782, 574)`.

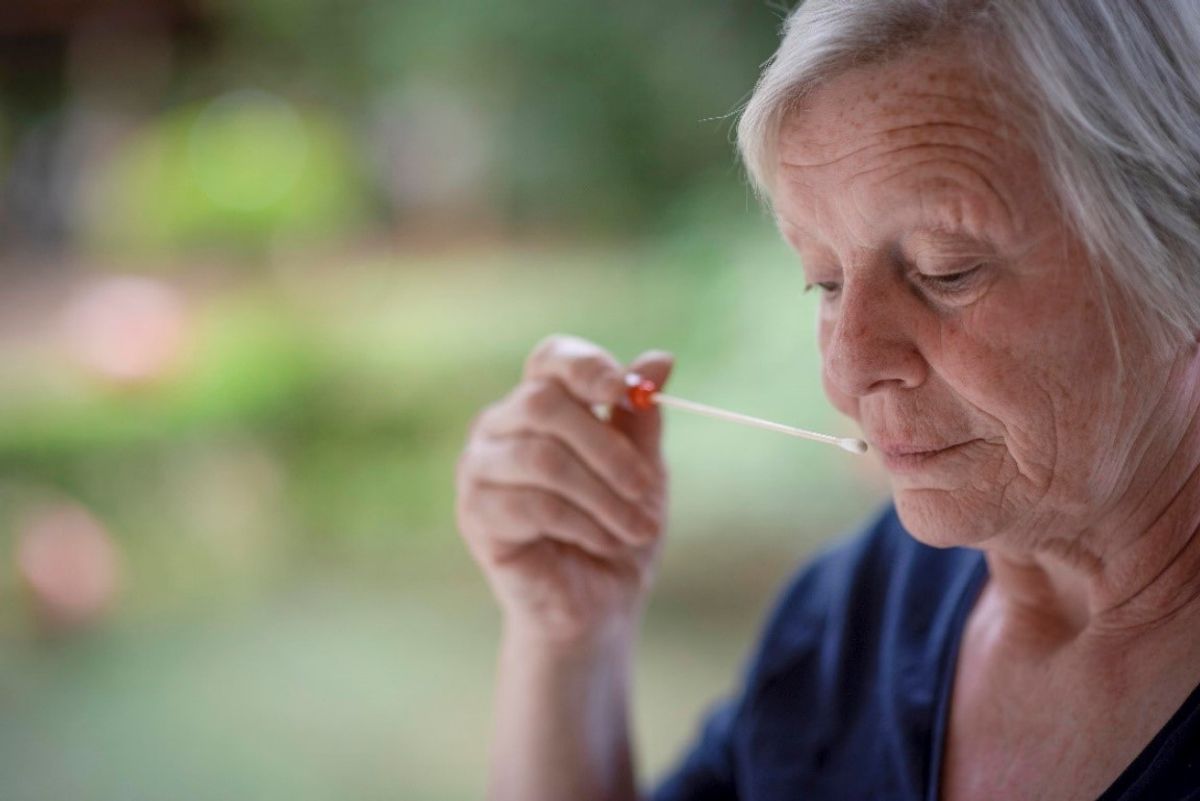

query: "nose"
(822, 276), (927, 397)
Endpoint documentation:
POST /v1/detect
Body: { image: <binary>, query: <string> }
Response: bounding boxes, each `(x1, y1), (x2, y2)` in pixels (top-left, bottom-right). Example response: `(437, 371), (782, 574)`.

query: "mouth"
(874, 439), (980, 473)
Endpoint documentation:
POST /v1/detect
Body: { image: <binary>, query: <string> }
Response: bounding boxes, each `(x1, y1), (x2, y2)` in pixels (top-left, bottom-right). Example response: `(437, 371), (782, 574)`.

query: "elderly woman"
(454, 1), (1200, 799)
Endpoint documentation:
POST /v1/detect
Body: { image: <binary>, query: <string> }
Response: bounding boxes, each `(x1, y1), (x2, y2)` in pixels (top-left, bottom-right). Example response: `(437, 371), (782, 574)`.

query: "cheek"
(817, 316), (860, 420)
(931, 309), (1116, 503)
(821, 365), (858, 420)
(933, 322), (1053, 451)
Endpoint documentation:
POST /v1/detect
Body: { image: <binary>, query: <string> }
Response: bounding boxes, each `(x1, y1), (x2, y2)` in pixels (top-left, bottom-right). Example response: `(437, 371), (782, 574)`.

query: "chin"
(892, 487), (1002, 549)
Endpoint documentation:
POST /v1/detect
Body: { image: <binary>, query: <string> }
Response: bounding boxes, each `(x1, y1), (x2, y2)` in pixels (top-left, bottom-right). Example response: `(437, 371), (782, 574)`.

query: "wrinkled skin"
(456, 334), (674, 643)
(774, 45), (1200, 800)
(773, 48), (1199, 562)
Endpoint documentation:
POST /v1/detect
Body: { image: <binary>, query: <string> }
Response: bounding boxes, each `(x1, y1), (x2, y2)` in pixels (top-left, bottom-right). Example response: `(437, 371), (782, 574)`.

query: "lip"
(874, 439), (978, 473)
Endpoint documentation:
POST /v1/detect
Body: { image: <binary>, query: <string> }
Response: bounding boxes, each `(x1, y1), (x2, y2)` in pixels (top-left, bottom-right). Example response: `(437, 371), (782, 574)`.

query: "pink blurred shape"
(60, 275), (188, 386)
(16, 501), (122, 631)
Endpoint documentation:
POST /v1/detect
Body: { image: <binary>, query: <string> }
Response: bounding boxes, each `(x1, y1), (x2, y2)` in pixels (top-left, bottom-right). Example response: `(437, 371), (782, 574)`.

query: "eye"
(917, 263), (986, 294)
(803, 281), (842, 296)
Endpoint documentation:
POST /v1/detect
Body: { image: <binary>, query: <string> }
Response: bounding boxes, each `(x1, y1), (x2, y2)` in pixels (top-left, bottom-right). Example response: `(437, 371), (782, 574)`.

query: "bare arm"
(455, 334), (674, 801)
(490, 624), (637, 801)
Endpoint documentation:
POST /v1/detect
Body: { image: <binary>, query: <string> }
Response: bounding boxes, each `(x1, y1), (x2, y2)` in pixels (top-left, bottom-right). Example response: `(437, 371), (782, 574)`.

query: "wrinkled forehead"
(778, 49), (1012, 156)
(773, 48), (1045, 246)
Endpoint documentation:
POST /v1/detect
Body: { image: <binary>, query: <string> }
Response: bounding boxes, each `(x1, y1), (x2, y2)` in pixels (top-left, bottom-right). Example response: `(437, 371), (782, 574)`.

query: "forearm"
(488, 623), (640, 801)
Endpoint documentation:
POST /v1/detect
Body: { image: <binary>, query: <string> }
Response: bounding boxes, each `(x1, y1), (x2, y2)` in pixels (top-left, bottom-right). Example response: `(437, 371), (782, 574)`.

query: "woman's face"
(774, 48), (1195, 551)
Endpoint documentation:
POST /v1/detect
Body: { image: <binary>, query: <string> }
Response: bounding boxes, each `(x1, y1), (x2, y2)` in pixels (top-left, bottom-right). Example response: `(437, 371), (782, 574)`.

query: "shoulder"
(740, 502), (983, 707)
(648, 503), (986, 800)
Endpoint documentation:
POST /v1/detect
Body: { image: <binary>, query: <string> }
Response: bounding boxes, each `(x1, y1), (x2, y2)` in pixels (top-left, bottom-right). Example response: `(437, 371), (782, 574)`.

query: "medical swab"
(621, 373), (868, 455)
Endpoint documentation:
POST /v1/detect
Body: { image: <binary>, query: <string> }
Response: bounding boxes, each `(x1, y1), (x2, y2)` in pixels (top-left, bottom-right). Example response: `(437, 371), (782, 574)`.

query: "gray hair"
(738, 0), (1200, 348)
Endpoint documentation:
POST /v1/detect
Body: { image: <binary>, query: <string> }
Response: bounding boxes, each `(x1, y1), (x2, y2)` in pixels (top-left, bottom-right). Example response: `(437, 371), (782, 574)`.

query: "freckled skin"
(774, 49), (1191, 556)
(775, 46), (1200, 801)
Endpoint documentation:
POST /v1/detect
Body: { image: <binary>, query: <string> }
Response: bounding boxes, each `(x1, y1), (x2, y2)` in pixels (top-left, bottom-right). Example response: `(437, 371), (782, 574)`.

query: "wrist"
(490, 616), (639, 801)
(500, 614), (639, 662)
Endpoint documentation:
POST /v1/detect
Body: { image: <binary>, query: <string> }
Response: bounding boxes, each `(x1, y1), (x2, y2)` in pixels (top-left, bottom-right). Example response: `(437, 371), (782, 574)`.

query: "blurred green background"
(0, 2), (888, 799)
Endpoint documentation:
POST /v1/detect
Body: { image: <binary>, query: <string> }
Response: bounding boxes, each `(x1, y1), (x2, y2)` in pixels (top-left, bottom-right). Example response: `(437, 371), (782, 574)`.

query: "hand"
(455, 334), (674, 645)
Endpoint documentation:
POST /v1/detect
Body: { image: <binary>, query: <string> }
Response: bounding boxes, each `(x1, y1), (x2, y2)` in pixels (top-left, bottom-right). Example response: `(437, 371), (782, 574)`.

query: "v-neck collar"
(923, 554), (1200, 801)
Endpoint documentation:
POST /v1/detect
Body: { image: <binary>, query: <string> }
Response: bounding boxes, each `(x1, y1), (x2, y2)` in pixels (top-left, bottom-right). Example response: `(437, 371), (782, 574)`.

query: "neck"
(983, 350), (1200, 650)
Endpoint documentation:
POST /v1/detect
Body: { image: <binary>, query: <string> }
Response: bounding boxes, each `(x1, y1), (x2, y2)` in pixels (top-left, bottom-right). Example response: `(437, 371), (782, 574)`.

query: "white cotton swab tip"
(839, 437), (869, 455)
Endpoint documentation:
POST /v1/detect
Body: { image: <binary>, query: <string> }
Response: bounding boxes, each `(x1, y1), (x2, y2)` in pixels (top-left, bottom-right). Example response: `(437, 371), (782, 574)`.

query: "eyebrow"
(895, 228), (1001, 272)
(775, 215), (823, 250)
(777, 217), (997, 255)
(903, 226), (998, 252)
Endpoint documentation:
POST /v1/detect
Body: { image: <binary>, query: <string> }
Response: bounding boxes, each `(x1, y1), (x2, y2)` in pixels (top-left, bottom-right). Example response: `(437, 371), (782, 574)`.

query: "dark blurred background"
(0, 2), (888, 798)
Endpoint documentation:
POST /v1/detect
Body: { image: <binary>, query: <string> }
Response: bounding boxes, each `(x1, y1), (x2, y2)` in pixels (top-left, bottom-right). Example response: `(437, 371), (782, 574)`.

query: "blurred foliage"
(0, 0), (786, 256)
(0, 221), (886, 799)
(0, 2), (900, 799)
(83, 92), (364, 256)
(0, 221), (880, 582)
(206, 0), (782, 232)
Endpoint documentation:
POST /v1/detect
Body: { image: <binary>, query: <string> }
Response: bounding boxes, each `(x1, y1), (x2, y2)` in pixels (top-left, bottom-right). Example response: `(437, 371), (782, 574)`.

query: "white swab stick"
(650, 392), (867, 454)
(619, 373), (866, 454)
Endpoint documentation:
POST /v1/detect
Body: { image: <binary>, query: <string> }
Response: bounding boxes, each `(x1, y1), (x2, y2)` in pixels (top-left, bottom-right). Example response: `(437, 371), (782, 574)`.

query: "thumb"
(611, 349), (675, 460)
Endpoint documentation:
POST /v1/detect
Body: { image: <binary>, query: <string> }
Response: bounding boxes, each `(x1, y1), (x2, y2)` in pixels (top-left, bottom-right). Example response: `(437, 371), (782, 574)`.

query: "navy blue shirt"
(648, 504), (1200, 800)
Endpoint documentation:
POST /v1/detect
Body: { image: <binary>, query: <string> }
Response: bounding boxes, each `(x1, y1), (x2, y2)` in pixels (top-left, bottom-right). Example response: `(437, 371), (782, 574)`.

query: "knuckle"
(503, 489), (531, 522)
(528, 439), (569, 475)
(569, 355), (615, 396)
(525, 333), (564, 374)
(522, 379), (562, 417)
(630, 503), (660, 538)
(610, 451), (653, 496)
(537, 493), (570, 526)
(619, 451), (653, 491)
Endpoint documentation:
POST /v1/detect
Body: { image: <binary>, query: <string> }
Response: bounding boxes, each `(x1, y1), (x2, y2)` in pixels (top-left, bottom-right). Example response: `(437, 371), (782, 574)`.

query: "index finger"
(523, 334), (627, 406)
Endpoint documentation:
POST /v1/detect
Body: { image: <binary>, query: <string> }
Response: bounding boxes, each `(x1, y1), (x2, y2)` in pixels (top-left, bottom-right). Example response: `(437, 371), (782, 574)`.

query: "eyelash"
(803, 281), (840, 295)
(803, 264), (986, 298)
(916, 263), (985, 294)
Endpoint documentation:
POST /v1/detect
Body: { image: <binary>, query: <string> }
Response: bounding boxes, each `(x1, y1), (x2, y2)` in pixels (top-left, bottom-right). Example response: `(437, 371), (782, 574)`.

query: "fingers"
(475, 378), (660, 505)
(523, 334), (627, 406)
(472, 434), (660, 547)
(463, 483), (630, 562)
(612, 349), (675, 459)
(626, 349), (675, 389)
(455, 334), (674, 577)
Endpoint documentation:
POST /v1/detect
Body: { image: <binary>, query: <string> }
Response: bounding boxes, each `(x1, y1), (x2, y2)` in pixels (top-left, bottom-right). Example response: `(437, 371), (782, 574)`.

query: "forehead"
(774, 48), (1044, 248)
